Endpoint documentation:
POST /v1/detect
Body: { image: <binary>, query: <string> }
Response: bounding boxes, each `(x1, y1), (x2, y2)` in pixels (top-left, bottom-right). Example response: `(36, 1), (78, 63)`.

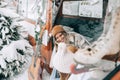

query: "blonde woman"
(50, 25), (90, 80)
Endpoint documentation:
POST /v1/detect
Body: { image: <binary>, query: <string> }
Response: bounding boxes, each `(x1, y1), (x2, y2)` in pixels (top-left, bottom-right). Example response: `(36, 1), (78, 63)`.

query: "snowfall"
(0, 0), (119, 80)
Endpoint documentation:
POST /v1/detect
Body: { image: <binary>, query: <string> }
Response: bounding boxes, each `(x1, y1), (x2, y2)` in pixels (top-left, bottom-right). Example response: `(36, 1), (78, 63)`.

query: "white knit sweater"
(53, 42), (75, 73)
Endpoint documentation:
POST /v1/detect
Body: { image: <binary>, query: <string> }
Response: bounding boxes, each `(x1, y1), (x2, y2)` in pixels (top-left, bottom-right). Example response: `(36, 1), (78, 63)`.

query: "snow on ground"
(0, 1), (119, 80)
(9, 60), (119, 80)
(10, 69), (50, 80)
(42, 69), (51, 80)
(10, 69), (29, 80)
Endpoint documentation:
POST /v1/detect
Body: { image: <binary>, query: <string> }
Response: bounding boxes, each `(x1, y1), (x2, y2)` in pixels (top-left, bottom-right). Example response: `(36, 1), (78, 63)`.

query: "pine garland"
(0, 14), (33, 79)
(0, 14), (20, 50)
